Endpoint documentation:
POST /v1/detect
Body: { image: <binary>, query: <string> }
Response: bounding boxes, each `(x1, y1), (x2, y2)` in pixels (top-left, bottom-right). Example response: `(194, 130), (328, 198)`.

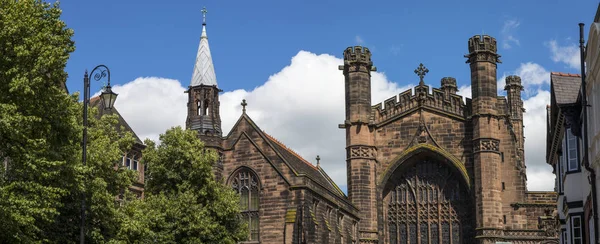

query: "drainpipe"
(580, 22), (599, 244)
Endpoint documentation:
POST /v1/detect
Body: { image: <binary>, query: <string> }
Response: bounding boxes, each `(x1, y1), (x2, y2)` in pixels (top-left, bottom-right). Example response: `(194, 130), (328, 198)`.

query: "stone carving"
(348, 146), (376, 159)
(473, 138), (500, 153)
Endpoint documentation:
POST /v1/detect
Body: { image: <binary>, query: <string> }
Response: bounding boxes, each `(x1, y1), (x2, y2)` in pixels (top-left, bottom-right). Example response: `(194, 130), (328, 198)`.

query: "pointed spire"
(190, 7), (217, 87)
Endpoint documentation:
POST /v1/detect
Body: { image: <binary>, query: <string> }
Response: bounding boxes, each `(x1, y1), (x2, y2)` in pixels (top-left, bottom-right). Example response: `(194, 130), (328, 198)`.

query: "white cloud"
(499, 62), (550, 97)
(457, 85), (471, 101)
(501, 19), (521, 50)
(111, 51), (409, 190)
(355, 35), (364, 45)
(546, 40), (580, 69)
(526, 170), (556, 191)
(103, 77), (187, 142)
(522, 89), (554, 191)
(109, 51), (554, 192)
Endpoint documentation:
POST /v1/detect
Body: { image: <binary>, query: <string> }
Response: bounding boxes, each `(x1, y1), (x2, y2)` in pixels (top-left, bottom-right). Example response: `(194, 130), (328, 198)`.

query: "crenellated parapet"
(338, 46), (377, 74)
(372, 80), (467, 125)
(465, 35), (502, 64)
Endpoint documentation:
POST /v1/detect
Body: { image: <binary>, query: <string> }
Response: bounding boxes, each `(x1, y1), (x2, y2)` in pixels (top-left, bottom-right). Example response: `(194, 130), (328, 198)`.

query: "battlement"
(441, 77), (458, 89)
(372, 83), (467, 125)
(465, 35), (501, 64)
(468, 35), (498, 53)
(343, 46), (373, 64)
(339, 46), (377, 73)
(505, 75), (524, 89)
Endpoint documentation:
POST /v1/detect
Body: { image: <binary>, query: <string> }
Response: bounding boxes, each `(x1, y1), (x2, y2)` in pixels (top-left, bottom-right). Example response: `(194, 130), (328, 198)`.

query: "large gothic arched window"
(385, 159), (473, 244)
(231, 169), (260, 241)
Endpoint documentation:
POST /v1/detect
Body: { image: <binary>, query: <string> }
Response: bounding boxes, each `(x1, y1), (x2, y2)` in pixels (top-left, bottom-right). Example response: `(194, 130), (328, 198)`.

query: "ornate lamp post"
(80, 65), (118, 244)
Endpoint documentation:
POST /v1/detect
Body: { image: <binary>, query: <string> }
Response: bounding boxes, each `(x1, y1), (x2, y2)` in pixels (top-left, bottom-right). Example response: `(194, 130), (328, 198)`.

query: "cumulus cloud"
(457, 85), (471, 101)
(111, 51), (410, 190)
(501, 19), (521, 49)
(546, 40), (580, 70)
(522, 90), (554, 191)
(100, 77), (187, 142)
(499, 62), (550, 97)
(109, 51), (554, 192)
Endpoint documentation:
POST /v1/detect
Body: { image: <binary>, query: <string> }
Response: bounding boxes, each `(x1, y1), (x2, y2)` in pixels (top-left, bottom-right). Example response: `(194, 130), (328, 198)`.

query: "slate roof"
(90, 96), (144, 145)
(262, 132), (346, 198)
(551, 72), (581, 106)
(190, 24), (218, 87)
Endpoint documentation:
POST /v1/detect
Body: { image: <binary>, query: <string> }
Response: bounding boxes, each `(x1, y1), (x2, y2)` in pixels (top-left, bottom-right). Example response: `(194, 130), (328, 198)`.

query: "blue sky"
(55, 0), (599, 192)
(61, 0), (594, 93)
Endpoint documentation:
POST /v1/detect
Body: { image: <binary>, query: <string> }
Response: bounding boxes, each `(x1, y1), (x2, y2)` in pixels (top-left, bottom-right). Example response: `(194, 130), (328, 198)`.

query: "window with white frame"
(562, 229), (567, 244)
(567, 128), (579, 172)
(571, 215), (582, 244)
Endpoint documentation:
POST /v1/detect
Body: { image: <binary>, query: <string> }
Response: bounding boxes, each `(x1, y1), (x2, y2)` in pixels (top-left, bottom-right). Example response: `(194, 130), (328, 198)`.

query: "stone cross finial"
(414, 63), (429, 84)
(241, 99), (247, 114)
(201, 7), (208, 25)
(316, 155), (321, 167)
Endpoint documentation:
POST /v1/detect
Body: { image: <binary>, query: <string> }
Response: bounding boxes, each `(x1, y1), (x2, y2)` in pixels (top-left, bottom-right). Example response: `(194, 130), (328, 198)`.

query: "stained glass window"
(431, 223), (439, 244)
(409, 223), (417, 243)
(231, 169), (260, 242)
(400, 223), (407, 243)
(386, 160), (473, 244)
(452, 222), (460, 243)
(442, 222), (450, 241)
(389, 223), (397, 244)
(420, 223), (428, 244)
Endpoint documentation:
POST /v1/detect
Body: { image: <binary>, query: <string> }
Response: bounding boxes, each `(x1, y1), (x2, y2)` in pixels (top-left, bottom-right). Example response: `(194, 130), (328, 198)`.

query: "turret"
(338, 46), (378, 242)
(505, 75), (524, 120)
(465, 35), (505, 233)
(339, 46), (377, 125)
(465, 35), (502, 115)
(441, 77), (458, 100)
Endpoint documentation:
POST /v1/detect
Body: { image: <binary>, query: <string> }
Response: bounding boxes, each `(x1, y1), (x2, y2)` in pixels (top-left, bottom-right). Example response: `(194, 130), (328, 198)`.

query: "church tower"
(465, 35), (505, 235)
(185, 8), (224, 177)
(339, 46), (379, 242)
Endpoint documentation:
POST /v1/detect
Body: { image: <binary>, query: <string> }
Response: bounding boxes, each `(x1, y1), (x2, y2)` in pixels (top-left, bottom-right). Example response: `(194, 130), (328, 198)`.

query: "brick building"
(185, 13), (558, 244)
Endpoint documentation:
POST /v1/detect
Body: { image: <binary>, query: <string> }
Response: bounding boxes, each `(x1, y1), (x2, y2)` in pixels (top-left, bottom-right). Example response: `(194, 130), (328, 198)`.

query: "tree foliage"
(112, 127), (248, 244)
(0, 0), (78, 242)
(0, 1), (137, 243)
(1, 1), (245, 243)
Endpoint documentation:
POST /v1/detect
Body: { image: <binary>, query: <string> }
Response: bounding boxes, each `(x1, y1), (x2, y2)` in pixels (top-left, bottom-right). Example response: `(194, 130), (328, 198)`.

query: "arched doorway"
(383, 153), (474, 244)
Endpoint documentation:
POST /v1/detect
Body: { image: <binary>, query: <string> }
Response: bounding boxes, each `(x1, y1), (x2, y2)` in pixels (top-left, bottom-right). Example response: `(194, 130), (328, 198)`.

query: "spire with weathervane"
(191, 7), (217, 87)
(186, 6), (223, 144)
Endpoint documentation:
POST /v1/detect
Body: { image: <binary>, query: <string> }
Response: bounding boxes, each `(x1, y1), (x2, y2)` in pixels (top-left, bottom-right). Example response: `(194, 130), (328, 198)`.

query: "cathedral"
(184, 12), (559, 244)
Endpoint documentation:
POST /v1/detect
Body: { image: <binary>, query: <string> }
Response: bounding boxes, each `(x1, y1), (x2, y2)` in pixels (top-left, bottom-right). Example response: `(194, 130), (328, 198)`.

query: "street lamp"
(80, 65), (118, 244)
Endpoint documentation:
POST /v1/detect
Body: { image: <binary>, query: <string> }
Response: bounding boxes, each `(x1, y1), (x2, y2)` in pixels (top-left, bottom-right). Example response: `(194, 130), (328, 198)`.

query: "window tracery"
(231, 169), (260, 241)
(386, 160), (473, 244)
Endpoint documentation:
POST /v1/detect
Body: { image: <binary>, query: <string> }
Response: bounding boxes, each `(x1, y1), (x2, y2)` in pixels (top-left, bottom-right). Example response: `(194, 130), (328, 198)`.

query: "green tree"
(0, 1), (138, 243)
(113, 127), (247, 244)
(0, 0), (78, 242)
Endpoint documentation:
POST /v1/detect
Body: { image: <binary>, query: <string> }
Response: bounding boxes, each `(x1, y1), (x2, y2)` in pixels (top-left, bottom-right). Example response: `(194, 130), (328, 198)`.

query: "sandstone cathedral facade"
(184, 14), (559, 244)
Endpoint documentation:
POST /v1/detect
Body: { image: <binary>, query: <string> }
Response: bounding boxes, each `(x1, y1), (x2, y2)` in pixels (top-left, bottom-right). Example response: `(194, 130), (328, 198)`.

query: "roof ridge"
(262, 131), (318, 170)
(551, 71), (581, 77)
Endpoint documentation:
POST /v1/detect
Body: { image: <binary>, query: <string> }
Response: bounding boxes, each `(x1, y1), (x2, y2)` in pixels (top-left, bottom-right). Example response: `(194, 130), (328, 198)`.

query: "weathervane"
(201, 7), (208, 25)
(414, 63), (429, 84)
